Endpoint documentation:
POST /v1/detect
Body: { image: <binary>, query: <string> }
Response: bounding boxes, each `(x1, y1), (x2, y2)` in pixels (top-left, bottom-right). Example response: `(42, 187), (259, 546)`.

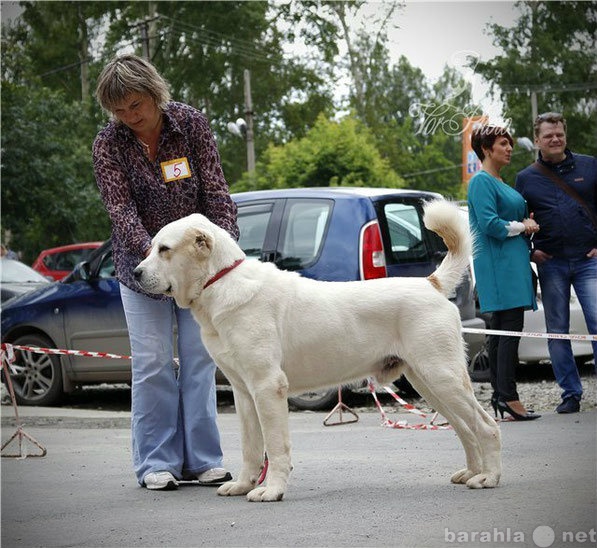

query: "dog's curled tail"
(423, 199), (472, 297)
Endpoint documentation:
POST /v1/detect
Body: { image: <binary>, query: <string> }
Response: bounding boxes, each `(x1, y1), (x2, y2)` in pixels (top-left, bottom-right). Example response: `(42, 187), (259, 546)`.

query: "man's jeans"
(537, 256), (597, 401)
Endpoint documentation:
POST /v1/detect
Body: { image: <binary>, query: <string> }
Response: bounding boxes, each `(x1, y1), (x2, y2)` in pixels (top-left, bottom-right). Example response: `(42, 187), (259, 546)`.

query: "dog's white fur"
(134, 199), (501, 502)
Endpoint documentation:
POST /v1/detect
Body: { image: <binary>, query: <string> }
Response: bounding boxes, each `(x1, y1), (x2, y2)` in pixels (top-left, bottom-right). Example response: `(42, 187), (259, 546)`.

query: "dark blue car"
(1, 187), (484, 407)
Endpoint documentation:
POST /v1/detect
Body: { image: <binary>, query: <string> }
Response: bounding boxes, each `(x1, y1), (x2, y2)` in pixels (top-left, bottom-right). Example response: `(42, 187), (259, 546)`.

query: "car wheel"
(288, 388), (341, 411)
(468, 344), (492, 383)
(6, 334), (64, 406)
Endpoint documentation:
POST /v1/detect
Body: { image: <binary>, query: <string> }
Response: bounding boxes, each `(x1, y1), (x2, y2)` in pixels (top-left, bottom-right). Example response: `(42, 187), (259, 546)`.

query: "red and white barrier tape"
(462, 327), (597, 342)
(1, 343), (130, 362)
(3, 325), (594, 366)
(3, 326), (594, 435)
(0, 343), (450, 431)
(368, 380), (452, 431)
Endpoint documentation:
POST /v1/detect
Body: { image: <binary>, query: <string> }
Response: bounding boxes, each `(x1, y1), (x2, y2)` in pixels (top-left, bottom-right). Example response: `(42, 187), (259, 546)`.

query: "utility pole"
(132, 12), (159, 61)
(244, 69), (256, 173)
(77, 3), (89, 103)
(140, 20), (150, 60)
(530, 90), (538, 159)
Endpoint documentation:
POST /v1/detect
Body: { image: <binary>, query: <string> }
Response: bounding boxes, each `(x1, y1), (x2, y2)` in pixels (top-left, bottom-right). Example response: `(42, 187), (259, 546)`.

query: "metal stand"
(323, 387), (359, 426)
(1, 345), (47, 458)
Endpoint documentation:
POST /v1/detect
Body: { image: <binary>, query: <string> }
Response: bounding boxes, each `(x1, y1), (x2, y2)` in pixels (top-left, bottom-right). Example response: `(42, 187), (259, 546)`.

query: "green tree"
(1, 82), (109, 262)
(475, 0), (597, 155)
(276, 0), (402, 121)
(364, 56), (483, 199)
(96, 1), (335, 182)
(19, 1), (115, 103)
(10, 1), (335, 183)
(1, 1), (335, 258)
(231, 113), (404, 191)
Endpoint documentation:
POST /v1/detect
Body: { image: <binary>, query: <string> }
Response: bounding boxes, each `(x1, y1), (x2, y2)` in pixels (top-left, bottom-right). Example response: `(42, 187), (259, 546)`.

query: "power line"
(501, 82), (597, 93)
(157, 17), (286, 67)
(35, 15), (289, 80)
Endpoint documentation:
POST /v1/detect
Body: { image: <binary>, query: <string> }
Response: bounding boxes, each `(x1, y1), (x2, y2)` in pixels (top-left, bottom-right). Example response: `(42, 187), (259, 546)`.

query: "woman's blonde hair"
(95, 54), (171, 114)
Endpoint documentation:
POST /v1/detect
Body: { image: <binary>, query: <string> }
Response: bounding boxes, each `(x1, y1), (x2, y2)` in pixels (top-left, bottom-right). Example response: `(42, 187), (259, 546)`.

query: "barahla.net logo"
(445, 526), (596, 546)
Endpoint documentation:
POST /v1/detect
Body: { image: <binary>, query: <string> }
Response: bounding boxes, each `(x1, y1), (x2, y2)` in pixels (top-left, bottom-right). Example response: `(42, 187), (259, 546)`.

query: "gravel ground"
(473, 375), (596, 413)
(366, 361), (597, 416)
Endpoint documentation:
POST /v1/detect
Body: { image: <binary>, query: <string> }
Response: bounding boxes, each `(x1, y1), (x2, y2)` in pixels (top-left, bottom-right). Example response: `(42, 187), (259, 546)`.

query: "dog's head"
(134, 214), (243, 308)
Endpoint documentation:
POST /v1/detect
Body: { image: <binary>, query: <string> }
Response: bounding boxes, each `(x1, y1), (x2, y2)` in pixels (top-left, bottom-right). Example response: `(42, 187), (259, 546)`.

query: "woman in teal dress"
(468, 125), (541, 421)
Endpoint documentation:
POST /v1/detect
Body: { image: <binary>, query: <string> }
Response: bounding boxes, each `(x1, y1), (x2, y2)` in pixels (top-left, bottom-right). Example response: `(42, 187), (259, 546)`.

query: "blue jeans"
(120, 284), (225, 485)
(537, 257), (597, 401)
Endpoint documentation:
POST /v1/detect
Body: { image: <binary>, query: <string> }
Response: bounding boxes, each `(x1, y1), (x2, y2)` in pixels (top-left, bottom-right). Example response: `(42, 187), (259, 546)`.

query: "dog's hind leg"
(217, 387), (265, 497)
(404, 364), (501, 489)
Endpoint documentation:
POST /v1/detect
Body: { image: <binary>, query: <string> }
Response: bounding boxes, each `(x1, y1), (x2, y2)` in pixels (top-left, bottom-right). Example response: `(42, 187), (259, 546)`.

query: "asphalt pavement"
(1, 403), (596, 548)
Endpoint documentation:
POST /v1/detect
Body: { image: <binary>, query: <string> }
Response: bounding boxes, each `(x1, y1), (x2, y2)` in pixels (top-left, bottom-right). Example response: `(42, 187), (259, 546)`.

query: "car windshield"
(1, 259), (50, 283)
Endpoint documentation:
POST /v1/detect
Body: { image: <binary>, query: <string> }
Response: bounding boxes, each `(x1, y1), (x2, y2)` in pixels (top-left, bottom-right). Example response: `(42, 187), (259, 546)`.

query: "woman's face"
(485, 136), (512, 168)
(112, 92), (161, 135)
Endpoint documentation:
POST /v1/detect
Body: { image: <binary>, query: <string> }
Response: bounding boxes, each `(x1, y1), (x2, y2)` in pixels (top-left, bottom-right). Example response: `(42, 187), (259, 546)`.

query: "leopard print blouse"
(93, 101), (239, 299)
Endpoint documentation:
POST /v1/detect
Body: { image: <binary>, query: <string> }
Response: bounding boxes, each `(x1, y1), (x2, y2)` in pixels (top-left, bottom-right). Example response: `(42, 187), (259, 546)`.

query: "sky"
(1, 0), (518, 119)
(349, 1), (518, 121)
(388, 1), (517, 81)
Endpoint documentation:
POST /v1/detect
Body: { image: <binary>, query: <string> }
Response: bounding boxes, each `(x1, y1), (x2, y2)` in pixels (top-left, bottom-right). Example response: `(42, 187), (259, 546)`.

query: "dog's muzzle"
(132, 266), (169, 294)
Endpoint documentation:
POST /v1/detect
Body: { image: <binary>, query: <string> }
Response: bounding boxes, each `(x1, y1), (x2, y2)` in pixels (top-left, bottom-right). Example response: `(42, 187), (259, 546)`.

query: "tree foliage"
(99, 1), (335, 181)
(231, 114), (403, 192)
(2, 0), (595, 260)
(475, 0), (597, 155)
(1, 82), (109, 262)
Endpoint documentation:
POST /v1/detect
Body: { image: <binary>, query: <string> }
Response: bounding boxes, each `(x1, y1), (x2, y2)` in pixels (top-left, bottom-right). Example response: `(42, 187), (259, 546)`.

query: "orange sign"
(462, 116), (488, 185)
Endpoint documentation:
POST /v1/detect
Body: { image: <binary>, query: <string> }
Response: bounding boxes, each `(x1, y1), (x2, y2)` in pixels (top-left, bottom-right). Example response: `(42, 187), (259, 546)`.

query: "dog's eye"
(158, 245), (170, 254)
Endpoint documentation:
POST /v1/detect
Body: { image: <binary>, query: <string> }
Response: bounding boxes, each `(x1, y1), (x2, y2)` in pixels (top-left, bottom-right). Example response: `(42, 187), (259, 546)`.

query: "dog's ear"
(190, 228), (214, 259)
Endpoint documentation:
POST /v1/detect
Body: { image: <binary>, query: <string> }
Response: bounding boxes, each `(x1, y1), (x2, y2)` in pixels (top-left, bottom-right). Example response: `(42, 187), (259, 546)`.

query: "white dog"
(134, 199), (501, 502)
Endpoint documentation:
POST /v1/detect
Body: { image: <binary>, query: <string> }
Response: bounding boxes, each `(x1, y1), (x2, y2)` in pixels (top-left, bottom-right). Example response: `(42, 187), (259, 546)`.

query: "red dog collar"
(203, 259), (244, 289)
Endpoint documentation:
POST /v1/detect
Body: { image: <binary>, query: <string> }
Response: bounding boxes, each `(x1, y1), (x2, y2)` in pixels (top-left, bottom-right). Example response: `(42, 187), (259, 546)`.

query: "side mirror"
(71, 260), (91, 282)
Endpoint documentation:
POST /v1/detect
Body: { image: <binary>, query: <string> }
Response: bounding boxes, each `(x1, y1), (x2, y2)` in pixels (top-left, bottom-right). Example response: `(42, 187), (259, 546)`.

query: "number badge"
(161, 157), (191, 183)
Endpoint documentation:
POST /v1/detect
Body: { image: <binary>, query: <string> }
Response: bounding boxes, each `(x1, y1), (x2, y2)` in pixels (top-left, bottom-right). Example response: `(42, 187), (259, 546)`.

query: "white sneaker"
(143, 471), (178, 490)
(196, 467), (232, 485)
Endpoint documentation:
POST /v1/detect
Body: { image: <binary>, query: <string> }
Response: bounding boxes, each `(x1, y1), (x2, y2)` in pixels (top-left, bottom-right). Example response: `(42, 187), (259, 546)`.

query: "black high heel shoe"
(497, 400), (541, 421)
(490, 395), (499, 418)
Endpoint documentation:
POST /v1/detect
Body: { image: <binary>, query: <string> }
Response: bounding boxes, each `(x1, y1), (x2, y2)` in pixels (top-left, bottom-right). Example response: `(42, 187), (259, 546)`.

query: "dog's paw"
(246, 486), (285, 502)
(466, 472), (500, 489)
(216, 480), (253, 497)
(450, 468), (476, 485)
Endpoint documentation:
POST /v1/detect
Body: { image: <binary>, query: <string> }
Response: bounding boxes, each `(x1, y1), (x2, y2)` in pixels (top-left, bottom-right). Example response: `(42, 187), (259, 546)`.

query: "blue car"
(1, 188), (484, 407)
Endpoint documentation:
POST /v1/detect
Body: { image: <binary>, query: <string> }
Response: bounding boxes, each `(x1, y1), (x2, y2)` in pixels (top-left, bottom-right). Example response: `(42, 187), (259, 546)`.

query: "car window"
(381, 201), (446, 263)
(237, 203), (274, 259)
(277, 200), (332, 270)
(43, 248), (97, 271)
(54, 251), (80, 270)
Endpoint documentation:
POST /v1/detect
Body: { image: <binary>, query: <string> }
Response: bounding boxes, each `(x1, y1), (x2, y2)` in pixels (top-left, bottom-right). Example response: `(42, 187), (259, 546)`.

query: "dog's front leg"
(217, 388), (264, 497)
(246, 374), (292, 502)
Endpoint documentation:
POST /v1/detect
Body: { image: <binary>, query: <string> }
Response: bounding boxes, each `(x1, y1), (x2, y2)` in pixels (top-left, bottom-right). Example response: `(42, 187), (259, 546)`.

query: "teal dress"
(468, 170), (537, 314)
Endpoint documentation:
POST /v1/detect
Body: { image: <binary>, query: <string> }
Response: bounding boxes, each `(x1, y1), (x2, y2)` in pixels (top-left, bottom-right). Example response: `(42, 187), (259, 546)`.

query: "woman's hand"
(522, 212), (540, 235)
